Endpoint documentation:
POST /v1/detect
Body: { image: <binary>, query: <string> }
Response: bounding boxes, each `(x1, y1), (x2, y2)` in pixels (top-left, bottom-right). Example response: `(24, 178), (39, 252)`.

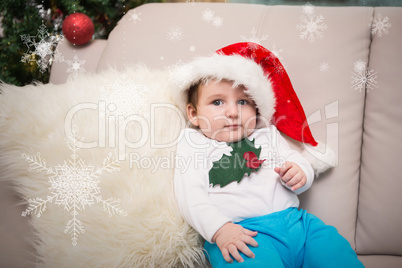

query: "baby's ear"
(186, 103), (199, 127)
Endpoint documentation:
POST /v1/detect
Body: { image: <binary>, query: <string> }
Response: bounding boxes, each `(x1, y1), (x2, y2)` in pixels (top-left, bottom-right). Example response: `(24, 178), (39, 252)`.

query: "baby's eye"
(238, 100), (247, 105)
(213, 100), (223, 106)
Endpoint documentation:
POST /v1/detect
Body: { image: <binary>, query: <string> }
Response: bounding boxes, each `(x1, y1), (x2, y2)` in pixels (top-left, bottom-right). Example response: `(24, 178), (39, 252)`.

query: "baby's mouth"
(225, 124), (241, 129)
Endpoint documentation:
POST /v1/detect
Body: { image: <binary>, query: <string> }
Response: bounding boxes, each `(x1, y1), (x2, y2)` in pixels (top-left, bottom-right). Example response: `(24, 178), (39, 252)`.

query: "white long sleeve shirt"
(173, 126), (314, 243)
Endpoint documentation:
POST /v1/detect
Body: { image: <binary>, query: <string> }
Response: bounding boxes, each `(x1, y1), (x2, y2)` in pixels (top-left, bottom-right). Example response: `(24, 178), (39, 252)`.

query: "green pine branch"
(209, 138), (263, 188)
(0, 0), (160, 86)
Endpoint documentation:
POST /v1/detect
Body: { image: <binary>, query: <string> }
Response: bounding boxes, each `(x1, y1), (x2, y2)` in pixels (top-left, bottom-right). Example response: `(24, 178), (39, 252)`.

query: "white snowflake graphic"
(168, 60), (194, 88)
(351, 59), (378, 93)
(271, 60), (286, 75)
(202, 9), (215, 22)
(237, 41), (286, 74)
(21, 131), (126, 246)
(319, 62), (330, 72)
(240, 27), (269, 45)
(302, 2), (315, 15)
(127, 11), (142, 23)
(370, 14), (391, 37)
(212, 17), (223, 28)
(189, 45), (196, 52)
(202, 9), (223, 28)
(101, 74), (148, 117)
(21, 24), (64, 73)
(167, 25), (184, 43)
(354, 59), (366, 73)
(296, 3), (327, 42)
(186, 0), (198, 5)
(65, 55), (86, 78)
(268, 44), (285, 63)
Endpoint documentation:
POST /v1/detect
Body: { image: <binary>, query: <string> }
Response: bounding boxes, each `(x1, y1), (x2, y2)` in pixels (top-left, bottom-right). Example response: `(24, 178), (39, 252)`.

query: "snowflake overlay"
(370, 14), (391, 37)
(21, 132), (126, 246)
(240, 28), (269, 45)
(351, 59), (378, 93)
(319, 62), (330, 72)
(166, 25), (184, 43)
(65, 55), (86, 78)
(186, 0), (198, 5)
(239, 29), (286, 65)
(101, 74), (148, 117)
(202, 9), (223, 28)
(268, 44), (285, 63)
(127, 11), (142, 23)
(296, 3), (327, 42)
(189, 45), (196, 52)
(21, 24), (64, 73)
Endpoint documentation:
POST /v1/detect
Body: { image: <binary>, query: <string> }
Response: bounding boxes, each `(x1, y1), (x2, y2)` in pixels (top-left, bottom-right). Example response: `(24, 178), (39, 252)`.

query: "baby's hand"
(212, 222), (258, 263)
(274, 161), (307, 192)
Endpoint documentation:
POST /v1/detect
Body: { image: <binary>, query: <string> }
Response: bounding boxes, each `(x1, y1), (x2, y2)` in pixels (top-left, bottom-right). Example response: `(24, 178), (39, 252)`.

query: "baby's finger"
(235, 240), (255, 259)
(277, 161), (292, 177)
(243, 229), (258, 237)
(291, 180), (305, 191)
(242, 234), (259, 248)
(228, 244), (244, 263)
(285, 171), (302, 186)
(221, 247), (233, 263)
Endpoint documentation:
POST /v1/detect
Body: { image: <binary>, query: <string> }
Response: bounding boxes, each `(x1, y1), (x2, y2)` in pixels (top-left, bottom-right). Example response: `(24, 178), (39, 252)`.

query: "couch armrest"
(0, 181), (36, 267)
(49, 39), (107, 85)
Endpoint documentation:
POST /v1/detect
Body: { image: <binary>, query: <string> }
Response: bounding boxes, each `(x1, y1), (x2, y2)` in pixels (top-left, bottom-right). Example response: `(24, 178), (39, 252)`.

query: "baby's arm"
(274, 161), (307, 192)
(174, 129), (259, 264)
(212, 222), (258, 264)
(271, 125), (314, 194)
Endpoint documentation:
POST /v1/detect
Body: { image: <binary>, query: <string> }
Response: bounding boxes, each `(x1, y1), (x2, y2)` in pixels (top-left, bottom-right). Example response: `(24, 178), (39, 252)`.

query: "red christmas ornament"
(62, 13), (94, 45)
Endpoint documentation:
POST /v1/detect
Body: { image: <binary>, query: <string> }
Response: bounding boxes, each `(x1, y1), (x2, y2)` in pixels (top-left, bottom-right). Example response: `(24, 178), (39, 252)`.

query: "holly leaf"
(209, 138), (264, 188)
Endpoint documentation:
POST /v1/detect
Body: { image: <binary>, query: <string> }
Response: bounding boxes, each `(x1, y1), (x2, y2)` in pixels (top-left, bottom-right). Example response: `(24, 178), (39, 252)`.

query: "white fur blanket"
(0, 66), (205, 267)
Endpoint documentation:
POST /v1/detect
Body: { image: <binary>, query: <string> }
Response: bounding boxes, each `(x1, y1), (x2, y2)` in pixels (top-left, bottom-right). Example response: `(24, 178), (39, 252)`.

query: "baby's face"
(187, 80), (257, 143)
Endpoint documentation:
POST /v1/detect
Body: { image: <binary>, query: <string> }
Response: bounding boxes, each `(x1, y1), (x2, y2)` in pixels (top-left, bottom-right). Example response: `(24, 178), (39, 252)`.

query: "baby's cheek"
(246, 128), (255, 138)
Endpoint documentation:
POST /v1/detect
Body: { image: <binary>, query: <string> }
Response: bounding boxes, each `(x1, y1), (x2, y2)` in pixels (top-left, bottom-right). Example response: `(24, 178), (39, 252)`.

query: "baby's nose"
(225, 104), (239, 118)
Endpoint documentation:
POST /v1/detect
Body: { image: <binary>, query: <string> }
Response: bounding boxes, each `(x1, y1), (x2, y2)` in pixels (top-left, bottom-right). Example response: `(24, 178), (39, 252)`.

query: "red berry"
(243, 151), (265, 169)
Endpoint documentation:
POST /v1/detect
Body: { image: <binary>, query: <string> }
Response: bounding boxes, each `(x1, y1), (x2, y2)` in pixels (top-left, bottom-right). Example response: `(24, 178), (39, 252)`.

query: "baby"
(173, 42), (364, 267)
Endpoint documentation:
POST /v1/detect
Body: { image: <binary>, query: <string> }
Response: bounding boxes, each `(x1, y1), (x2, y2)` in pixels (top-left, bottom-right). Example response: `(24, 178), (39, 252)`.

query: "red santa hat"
(170, 42), (336, 175)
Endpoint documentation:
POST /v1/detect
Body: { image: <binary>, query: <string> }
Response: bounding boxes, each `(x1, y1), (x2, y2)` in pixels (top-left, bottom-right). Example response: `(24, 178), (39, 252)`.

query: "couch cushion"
(97, 3), (373, 249)
(256, 6), (372, 249)
(357, 7), (402, 255)
(358, 255), (402, 268)
(97, 3), (269, 72)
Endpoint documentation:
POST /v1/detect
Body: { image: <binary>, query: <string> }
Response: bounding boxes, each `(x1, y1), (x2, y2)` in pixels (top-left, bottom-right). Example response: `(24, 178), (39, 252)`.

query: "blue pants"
(204, 208), (364, 268)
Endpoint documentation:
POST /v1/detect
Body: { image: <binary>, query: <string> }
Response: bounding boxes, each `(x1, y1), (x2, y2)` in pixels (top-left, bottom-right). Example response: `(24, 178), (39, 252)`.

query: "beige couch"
(1, 3), (402, 267)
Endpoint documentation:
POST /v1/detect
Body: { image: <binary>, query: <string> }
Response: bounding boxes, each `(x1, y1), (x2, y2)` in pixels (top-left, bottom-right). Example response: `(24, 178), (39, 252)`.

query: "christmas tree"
(0, 0), (160, 86)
